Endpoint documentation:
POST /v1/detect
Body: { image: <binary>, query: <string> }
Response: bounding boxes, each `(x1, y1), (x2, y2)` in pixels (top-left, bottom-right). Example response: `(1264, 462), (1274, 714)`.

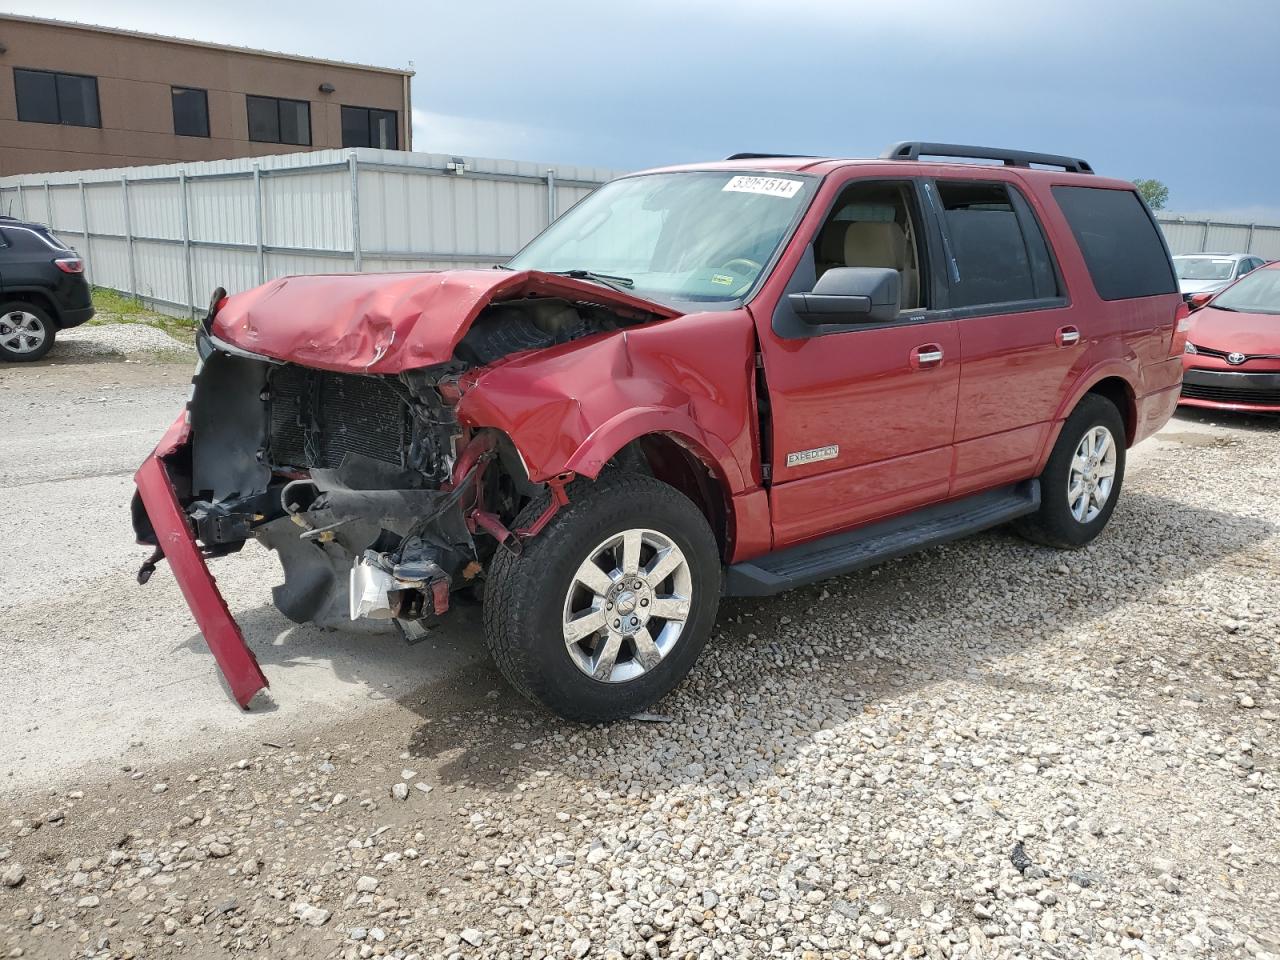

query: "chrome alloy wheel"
(0, 311), (47, 355)
(1067, 425), (1117, 523)
(561, 528), (693, 683)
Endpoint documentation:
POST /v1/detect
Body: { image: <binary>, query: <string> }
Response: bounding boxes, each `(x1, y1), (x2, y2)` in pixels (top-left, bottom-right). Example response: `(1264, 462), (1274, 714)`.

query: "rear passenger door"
(922, 177), (1074, 497)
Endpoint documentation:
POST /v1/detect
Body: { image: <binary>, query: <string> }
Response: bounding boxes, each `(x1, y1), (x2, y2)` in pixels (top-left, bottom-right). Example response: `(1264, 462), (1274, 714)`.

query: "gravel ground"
(0, 350), (1276, 960)
(55, 321), (194, 361)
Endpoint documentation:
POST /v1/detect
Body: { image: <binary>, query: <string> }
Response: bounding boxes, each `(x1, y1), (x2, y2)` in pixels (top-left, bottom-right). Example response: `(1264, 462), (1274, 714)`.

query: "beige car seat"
(841, 221), (920, 309)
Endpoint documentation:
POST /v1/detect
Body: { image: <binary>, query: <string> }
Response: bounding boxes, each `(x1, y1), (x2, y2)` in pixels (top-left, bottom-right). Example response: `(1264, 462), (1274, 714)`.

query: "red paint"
(515, 474), (573, 539)
(211, 269), (676, 374)
(134, 418), (268, 709)
(455, 309), (761, 499)
(1179, 284), (1280, 411)
(1184, 302), (1280, 360)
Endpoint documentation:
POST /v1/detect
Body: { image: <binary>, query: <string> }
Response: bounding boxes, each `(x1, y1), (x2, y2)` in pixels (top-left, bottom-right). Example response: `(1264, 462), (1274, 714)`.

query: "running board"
(725, 480), (1040, 597)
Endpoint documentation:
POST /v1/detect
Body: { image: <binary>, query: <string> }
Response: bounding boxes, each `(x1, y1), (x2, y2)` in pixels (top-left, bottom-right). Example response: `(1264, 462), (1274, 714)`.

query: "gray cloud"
(5, 0), (1279, 216)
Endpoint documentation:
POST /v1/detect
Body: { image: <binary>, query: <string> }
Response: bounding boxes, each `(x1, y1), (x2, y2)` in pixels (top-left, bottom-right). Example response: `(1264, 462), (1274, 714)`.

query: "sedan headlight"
(1184, 342), (1198, 355)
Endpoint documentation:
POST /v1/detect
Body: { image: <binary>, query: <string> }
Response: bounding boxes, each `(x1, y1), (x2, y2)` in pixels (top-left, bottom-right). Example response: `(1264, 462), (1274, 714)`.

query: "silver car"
(1173, 253), (1267, 296)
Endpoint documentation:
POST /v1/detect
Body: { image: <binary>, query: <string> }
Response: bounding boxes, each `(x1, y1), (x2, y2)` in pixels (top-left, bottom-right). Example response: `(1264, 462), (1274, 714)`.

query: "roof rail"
(881, 142), (1094, 174)
(725, 152), (817, 161)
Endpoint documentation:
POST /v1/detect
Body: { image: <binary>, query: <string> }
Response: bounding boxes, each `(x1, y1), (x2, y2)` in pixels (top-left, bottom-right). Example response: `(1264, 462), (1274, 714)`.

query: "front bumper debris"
(133, 416), (269, 709)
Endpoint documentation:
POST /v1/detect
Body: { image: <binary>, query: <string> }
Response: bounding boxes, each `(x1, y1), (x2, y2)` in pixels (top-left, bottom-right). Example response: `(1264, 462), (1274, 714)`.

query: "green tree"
(1133, 178), (1170, 211)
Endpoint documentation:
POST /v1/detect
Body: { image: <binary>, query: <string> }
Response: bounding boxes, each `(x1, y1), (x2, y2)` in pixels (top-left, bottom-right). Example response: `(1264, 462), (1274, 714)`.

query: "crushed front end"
(132, 332), (503, 705)
(131, 272), (670, 707)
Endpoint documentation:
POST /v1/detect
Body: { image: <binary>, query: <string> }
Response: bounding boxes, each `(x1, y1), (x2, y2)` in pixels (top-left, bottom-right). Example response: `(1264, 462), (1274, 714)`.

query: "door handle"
(1056, 325), (1081, 347)
(911, 344), (944, 369)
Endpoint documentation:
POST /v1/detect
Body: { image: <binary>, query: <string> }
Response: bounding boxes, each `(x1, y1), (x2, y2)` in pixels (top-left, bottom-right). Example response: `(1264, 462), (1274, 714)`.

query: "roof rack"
(724, 152), (817, 161)
(880, 142), (1094, 174)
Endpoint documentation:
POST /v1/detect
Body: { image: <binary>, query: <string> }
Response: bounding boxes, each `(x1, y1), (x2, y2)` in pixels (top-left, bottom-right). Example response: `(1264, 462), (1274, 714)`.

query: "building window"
(14, 68), (101, 127)
(341, 105), (398, 149)
(246, 95), (311, 146)
(172, 87), (209, 138)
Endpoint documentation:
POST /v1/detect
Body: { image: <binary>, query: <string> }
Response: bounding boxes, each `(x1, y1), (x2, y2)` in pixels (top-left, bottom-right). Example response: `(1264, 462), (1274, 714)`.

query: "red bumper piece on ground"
(134, 420), (269, 709)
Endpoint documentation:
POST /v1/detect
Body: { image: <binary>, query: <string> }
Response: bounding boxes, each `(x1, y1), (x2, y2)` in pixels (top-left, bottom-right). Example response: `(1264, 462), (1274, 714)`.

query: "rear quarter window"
(1051, 186), (1176, 301)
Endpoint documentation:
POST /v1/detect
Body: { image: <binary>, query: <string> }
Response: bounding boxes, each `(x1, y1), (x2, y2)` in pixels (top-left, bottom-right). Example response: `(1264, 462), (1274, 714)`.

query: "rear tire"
(1015, 394), (1126, 549)
(483, 473), (721, 722)
(0, 302), (56, 362)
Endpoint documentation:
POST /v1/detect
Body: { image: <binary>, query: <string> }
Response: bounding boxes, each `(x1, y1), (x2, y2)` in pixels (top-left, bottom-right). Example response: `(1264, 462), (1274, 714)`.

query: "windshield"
(1174, 256), (1236, 280)
(1210, 267), (1280, 315)
(507, 170), (816, 309)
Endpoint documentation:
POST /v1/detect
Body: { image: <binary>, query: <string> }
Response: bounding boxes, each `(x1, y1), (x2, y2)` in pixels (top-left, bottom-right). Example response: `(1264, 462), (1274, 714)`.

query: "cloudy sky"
(6, 0), (1279, 218)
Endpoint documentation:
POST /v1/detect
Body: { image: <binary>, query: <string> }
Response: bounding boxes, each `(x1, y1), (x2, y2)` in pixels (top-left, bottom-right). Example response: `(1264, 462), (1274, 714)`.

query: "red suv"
(132, 142), (1186, 720)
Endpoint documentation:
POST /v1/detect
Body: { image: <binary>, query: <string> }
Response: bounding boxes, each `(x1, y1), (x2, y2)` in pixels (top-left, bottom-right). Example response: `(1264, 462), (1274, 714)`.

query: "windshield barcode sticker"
(723, 175), (803, 198)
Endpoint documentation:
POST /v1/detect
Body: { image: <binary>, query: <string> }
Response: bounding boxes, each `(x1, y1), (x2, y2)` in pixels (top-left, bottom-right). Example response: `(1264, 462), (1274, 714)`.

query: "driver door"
(755, 177), (960, 546)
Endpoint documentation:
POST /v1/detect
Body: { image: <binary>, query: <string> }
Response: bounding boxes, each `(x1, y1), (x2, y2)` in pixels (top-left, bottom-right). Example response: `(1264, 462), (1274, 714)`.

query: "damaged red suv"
(132, 142), (1186, 721)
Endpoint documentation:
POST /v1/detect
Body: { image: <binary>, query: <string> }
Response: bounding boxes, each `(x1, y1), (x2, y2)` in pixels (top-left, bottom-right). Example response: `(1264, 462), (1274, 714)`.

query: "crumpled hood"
(211, 269), (680, 374)
(1187, 305), (1280, 355)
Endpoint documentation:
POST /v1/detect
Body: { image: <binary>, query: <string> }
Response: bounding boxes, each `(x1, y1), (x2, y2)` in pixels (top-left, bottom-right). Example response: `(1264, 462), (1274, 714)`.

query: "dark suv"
(0, 216), (93, 361)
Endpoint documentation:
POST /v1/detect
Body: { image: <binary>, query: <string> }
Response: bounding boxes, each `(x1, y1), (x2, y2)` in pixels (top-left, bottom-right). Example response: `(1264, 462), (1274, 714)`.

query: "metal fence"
(0, 148), (623, 317)
(1155, 215), (1280, 259)
(3, 153), (1277, 317)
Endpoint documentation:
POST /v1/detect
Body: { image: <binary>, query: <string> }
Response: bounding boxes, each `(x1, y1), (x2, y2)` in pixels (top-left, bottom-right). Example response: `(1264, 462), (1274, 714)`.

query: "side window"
(1051, 186), (1177, 300)
(812, 180), (927, 310)
(932, 180), (1058, 309)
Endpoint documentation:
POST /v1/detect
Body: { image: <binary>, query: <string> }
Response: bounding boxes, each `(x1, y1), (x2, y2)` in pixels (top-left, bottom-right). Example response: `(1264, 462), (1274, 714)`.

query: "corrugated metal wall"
(5, 152), (1275, 318)
(1156, 215), (1280, 260)
(0, 148), (622, 317)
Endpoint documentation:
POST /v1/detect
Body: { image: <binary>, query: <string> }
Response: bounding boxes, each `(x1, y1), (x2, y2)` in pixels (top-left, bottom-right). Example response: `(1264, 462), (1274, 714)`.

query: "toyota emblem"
(1227, 352), (1246, 365)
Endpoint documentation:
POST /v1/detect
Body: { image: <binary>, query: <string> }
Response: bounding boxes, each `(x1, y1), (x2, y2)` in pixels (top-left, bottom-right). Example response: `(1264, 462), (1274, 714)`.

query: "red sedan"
(1181, 262), (1280, 413)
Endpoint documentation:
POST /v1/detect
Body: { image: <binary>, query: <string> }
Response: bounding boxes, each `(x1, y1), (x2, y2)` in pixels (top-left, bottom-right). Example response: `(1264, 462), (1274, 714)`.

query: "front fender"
(455, 311), (759, 494)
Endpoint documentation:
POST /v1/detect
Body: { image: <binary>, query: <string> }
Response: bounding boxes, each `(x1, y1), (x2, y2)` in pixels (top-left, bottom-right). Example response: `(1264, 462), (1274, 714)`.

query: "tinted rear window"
(1052, 186), (1176, 300)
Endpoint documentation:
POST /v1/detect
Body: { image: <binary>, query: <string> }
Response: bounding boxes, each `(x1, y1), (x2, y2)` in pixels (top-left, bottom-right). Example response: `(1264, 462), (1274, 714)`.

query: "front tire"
(1015, 394), (1126, 549)
(0, 302), (56, 362)
(484, 473), (721, 722)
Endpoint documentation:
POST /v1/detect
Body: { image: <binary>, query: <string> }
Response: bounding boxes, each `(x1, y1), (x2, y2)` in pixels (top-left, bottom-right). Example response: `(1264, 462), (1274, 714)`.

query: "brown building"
(0, 14), (413, 176)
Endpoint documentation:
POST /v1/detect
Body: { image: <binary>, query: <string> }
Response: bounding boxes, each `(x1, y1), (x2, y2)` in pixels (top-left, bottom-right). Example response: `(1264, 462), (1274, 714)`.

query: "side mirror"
(1187, 292), (1213, 311)
(788, 267), (900, 324)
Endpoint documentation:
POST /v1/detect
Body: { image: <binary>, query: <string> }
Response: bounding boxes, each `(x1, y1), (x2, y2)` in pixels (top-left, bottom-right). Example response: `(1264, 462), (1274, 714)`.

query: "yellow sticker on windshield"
(711, 274), (735, 286)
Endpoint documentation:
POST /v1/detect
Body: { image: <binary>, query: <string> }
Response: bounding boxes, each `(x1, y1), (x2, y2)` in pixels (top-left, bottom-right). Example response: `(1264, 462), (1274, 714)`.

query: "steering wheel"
(720, 257), (763, 276)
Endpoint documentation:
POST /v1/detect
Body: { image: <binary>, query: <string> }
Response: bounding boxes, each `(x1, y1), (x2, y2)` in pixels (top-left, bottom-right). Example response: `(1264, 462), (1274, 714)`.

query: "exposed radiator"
(267, 365), (409, 470)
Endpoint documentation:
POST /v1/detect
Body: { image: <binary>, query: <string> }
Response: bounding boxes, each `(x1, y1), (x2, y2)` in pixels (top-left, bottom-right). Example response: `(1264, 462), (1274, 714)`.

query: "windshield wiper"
(549, 269), (635, 290)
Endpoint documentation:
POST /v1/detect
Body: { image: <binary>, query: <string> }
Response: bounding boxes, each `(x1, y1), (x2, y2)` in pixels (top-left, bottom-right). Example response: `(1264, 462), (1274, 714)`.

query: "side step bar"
(725, 480), (1040, 597)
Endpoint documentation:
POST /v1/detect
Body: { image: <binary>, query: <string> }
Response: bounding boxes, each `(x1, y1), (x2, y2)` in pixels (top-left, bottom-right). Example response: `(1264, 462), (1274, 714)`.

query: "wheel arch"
(1, 289), (58, 322)
(625, 433), (732, 558)
(1084, 376), (1138, 446)
(1035, 366), (1139, 474)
